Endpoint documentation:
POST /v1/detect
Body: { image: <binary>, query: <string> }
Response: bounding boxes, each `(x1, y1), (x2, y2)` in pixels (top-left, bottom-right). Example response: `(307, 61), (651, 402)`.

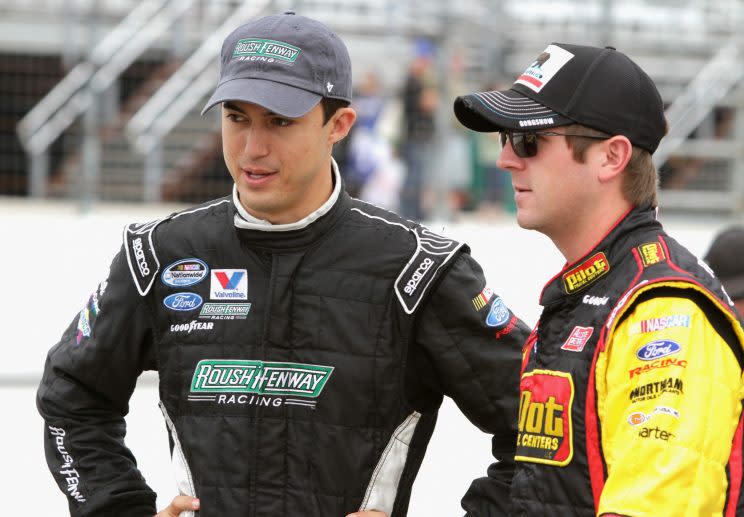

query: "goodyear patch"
(516, 370), (574, 466)
(562, 252), (610, 294)
(638, 242), (666, 267)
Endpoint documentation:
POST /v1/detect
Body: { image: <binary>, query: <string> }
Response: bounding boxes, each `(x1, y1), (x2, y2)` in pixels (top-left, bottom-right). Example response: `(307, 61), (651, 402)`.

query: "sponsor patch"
(75, 281), (106, 345)
(653, 406), (680, 418)
(514, 44), (575, 93)
(495, 315), (519, 339)
(48, 426), (86, 503)
(630, 314), (691, 334)
(199, 303), (252, 320)
(516, 370), (574, 466)
(638, 426), (674, 441)
(211, 269), (248, 300)
(233, 38), (301, 62)
(636, 339), (681, 361)
(562, 252), (610, 294)
(628, 412), (648, 426)
(583, 294), (609, 306)
(161, 258), (208, 288)
(561, 326), (594, 352)
(638, 242), (666, 267)
(486, 297), (511, 327)
(472, 286), (494, 311)
(170, 320), (215, 334)
(163, 292), (203, 312)
(124, 220), (162, 296)
(188, 359), (334, 408)
(629, 358), (687, 379)
(629, 377), (683, 404)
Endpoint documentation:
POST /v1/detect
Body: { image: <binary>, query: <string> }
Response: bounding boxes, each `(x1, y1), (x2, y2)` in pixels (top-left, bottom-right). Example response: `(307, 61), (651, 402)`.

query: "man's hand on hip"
(155, 495), (200, 516)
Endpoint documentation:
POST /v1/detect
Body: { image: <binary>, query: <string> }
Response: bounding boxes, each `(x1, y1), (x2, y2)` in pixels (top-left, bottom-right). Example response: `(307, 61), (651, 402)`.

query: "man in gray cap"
(705, 225), (744, 315)
(37, 12), (526, 517)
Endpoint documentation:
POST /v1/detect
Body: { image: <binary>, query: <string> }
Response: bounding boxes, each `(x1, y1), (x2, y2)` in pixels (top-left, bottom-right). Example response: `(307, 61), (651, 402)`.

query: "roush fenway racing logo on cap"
(515, 44), (574, 93)
(562, 252), (610, 294)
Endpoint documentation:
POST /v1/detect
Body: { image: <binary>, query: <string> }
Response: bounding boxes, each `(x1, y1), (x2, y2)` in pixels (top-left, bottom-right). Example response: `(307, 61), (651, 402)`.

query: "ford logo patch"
(163, 292), (203, 311)
(162, 258), (209, 288)
(486, 297), (511, 328)
(636, 340), (681, 361)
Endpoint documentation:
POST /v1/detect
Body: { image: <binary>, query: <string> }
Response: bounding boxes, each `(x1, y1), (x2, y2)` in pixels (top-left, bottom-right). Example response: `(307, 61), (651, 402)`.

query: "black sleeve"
(410, 253), (527, 516)
(36, 247), (158, 516)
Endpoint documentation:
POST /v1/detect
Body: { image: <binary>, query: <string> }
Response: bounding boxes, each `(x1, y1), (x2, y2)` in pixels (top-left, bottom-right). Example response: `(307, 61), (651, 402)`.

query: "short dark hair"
(320, 97), (350, 125)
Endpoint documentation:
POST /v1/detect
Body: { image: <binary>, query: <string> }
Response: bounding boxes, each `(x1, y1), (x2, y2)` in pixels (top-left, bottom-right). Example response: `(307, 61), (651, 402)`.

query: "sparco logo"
(191, 359), (333, 397)
(48, 426), (86, 503)
(132, 237), (150, 276)
(170, 320), (214, 333)
(404, 258), (434, 295)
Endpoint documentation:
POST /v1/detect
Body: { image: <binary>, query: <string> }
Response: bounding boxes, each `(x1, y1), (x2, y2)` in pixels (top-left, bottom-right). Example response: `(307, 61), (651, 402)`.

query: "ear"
(597, 135), (633, 183)
(328, 107), (357, 145)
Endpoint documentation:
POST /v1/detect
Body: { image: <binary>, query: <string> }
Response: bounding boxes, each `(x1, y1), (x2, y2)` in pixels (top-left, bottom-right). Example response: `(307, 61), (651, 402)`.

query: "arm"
(596, 294), (743, 516)
(37, 248), (158, 516)
(410, 254), (528, 516)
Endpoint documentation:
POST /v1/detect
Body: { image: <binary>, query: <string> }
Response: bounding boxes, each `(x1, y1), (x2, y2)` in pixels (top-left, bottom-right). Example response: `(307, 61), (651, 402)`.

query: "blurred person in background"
(399, 38), (439, 221)
(705, 225), (744, 315)
(37, 11), (527, 517)
(455, 43), (744, 516)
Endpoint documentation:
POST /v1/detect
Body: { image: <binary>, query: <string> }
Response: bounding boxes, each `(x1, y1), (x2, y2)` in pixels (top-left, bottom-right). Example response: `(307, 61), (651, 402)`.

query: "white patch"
(210, 269), (248, 300)
(514, 44), (574, 93)
(326, 82), (334, 93)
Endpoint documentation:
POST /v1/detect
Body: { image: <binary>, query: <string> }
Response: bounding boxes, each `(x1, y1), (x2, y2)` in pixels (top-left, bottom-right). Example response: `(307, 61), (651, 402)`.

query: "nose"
(496, 137), (523, 173)
(243, 127), (270, 159)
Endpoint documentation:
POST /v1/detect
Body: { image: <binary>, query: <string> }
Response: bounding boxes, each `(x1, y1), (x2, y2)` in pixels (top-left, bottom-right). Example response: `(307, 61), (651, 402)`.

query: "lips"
(241, 167), (277, 183)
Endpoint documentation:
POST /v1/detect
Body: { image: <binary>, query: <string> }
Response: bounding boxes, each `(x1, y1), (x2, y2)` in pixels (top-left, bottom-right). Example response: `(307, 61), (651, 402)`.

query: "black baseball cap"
(202, 11), (352, 117)
(454, 43), (666, 153)
(705, 226), (744, 301)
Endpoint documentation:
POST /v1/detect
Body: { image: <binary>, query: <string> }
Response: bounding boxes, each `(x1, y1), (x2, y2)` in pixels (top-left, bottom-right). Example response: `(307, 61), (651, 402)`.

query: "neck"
(552, 198), (633, 264)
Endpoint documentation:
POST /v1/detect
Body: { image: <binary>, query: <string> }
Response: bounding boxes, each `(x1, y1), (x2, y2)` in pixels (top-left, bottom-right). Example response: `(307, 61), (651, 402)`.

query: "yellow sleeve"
(596, 295), (743, 517)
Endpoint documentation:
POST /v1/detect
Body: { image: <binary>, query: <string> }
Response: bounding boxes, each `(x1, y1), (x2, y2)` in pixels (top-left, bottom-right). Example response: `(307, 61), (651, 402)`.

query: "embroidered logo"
(233, 39), (301, 62)
(561, 326), (594, 352)
(638, 242), (666, 267)
(562, 252), (610, 294)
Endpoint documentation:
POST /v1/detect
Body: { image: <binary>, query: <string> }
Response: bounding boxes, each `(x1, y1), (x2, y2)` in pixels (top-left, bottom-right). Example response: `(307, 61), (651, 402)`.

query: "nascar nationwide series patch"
(516, 370), (574, 466)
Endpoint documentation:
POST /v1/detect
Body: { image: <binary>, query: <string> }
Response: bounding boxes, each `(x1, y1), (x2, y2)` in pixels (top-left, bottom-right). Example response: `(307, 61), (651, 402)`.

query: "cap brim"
(201, 77), (322, 118)
(454, 88), (573, 132)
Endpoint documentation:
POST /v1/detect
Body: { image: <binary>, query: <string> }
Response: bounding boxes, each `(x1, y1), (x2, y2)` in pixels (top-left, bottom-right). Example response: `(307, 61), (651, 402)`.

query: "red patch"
(561, 326), (594, 352)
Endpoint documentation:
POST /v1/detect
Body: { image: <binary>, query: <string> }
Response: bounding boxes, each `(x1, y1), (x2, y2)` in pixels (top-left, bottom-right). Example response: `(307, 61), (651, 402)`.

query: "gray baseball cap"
(202, 11), (352, 118)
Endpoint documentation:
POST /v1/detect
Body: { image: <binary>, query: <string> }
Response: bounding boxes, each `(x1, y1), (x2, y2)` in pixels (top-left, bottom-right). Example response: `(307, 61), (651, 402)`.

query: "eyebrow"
(222, 102), (278, 117)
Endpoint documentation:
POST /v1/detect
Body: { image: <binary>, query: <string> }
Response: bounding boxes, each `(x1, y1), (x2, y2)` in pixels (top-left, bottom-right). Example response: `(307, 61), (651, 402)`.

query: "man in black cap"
(706, 225), (744, 316)
(37, 12), (526, 517)
(455, 44), (744, 516)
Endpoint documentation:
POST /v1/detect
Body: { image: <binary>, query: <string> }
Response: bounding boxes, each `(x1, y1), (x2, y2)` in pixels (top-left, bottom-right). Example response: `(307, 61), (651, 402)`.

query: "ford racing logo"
(164, 292), (204, 312)
(636, 340), (681, 361)
(162, 258), (209, 288)
(486, 297), (511, 328)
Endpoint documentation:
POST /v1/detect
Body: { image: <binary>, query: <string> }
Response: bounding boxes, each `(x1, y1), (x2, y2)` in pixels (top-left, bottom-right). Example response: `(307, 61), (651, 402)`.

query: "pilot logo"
(562, 252), (610, 294)
(211, 269), (248, 300)
(516, 370), (574, 466)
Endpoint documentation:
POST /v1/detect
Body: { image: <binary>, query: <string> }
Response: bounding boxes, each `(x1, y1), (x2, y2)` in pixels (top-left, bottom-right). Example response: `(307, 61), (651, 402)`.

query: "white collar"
(233, 158), (341, 232)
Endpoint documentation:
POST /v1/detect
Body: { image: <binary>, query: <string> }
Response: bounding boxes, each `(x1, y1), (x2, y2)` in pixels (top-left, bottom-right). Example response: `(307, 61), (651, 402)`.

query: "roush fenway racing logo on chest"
(516, 370), (574, 466)
(188, 359), (334, 409)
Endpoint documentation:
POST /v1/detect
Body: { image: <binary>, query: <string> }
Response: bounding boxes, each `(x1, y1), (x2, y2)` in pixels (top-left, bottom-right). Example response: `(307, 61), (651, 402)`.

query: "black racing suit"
(38, 183), (526, 516)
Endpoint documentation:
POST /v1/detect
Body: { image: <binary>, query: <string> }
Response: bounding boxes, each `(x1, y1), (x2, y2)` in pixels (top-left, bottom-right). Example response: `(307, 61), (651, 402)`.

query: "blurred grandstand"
(3, 0), (744, 212)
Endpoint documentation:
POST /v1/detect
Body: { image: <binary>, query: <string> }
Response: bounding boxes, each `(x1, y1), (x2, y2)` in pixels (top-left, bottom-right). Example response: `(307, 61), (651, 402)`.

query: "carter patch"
(516, 370), (574, 466)
(562, 252), (610, 294)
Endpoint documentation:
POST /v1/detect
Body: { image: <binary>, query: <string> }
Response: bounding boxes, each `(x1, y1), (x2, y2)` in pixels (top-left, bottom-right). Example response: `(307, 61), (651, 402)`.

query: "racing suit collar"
(232, 158), (342, 231)
(539, 205), (661, 306)
(231, 158), (349, 250)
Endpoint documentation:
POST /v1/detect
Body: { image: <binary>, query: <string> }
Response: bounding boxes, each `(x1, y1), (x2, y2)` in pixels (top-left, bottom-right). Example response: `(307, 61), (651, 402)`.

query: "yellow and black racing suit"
(511, 206), (744, 517)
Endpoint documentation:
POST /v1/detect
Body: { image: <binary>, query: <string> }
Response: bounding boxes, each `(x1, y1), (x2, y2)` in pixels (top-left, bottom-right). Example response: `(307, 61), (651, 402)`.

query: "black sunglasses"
(500, 130), (610, 158)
